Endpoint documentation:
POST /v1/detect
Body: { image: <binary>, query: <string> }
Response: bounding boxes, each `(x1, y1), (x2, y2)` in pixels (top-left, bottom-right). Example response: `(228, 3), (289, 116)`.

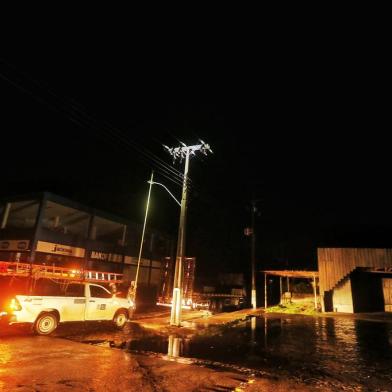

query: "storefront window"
(6, 200), (39, 229)
(91, 216), (125, 244)
(42, 201), (90, 237)
(124, 224), (141, 253)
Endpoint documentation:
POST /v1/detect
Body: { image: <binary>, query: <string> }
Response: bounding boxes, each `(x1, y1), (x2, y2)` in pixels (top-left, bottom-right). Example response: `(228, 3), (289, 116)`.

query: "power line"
(0, 60), (232, 211)
(0, 60), (186, 188)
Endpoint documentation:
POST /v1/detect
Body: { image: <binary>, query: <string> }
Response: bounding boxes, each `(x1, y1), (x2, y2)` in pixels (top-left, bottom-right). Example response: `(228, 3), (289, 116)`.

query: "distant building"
(0, 192), (174, 298)
(318, 248), (392, 313)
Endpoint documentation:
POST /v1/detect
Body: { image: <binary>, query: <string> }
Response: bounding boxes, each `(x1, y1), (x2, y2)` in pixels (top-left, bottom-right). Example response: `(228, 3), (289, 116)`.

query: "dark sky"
(1, 44), (390, 281)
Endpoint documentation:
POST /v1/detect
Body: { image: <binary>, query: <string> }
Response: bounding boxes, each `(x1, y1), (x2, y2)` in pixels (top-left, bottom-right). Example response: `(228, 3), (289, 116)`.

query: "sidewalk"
(258, 309), (392, 323)
(132, 306), (392, 337)
(131, 307), (263, 334)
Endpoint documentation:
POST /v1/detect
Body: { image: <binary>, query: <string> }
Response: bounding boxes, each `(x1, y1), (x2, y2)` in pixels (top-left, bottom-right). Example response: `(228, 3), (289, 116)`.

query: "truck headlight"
(9, 298), (22, 311)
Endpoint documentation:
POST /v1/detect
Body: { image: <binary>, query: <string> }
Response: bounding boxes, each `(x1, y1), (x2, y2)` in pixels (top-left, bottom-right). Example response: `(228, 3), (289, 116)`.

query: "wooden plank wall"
(318, 248), (392, 295)
(332, 277), (354, 313)
(383, 278), (392, 312)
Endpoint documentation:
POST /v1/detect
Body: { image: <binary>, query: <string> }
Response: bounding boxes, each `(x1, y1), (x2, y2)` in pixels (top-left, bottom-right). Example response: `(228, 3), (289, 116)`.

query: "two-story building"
(0, 192), (175, 302)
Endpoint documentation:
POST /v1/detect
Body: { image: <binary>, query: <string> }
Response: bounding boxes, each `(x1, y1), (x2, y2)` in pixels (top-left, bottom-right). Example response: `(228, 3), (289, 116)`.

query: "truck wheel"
(113, 310), (128, 329)
(34, 313), (58, 335)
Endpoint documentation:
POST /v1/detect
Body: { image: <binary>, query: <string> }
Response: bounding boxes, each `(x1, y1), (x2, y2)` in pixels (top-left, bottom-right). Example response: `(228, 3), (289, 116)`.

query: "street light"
(132, 171), (154, 306)
(133, 175), (181, 309)
(147, 181), (181, 207)
(147, 179), (183, 323)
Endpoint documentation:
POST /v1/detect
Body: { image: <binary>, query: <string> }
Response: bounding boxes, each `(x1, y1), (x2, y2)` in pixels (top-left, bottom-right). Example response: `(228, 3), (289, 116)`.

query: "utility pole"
(164, 140), (212, 326)
(251, 200), (257, 310)
(249, 197), (262, 309)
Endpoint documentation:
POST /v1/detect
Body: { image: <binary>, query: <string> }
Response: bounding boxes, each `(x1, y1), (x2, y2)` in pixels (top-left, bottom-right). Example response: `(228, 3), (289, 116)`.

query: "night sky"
(1, 46), (390, 284)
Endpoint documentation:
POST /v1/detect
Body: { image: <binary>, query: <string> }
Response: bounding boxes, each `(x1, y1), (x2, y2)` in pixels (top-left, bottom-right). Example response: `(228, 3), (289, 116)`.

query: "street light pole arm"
(148, 181), (181, 207)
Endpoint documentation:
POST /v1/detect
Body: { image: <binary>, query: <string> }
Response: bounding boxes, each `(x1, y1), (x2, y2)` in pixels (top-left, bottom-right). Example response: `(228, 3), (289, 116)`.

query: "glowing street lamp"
(147, 180), (181, 207)
(132, 171), (154, 305)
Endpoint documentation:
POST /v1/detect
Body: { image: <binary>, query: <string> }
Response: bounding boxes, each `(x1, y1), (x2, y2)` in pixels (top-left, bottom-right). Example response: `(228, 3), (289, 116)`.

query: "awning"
(261, 270), (319, 278)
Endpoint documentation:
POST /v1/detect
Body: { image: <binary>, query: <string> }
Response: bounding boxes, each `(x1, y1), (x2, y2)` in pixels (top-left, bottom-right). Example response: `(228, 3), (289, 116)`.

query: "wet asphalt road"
(2, 314), (392, 391)
(67, 315), (392, 391)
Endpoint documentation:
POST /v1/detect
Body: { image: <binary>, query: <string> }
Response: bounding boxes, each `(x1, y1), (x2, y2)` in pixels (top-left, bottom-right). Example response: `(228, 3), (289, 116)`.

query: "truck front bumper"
(1, 311), (19, 324)
(0, 311), (11, 325)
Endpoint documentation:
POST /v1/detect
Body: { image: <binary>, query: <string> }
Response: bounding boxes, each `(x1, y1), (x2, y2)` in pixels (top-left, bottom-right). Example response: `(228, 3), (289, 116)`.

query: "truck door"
(61, 283), (86, 321)
(85, 284), (113, 320)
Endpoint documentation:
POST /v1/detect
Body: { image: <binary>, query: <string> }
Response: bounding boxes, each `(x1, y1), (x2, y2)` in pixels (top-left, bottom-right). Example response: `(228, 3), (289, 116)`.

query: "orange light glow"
(9, 298), (22, 311)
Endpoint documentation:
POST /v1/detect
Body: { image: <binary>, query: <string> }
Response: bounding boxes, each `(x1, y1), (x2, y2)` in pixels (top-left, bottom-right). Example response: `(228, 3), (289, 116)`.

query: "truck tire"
(34, 312), (58, 335)
(113, 310), (128, 329)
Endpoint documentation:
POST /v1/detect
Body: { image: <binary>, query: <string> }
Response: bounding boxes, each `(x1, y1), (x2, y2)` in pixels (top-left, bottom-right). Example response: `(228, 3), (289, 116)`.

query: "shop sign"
(0, 240), (30, 251)
(124, 256), (150, 266)
(36, 241), (85, 258)
(90, 251), (123, 263)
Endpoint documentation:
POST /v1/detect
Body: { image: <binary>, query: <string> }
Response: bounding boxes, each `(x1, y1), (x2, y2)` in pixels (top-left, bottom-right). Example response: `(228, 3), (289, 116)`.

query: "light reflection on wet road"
(2, 315), (392, 390)
(59, 315), (392, 390)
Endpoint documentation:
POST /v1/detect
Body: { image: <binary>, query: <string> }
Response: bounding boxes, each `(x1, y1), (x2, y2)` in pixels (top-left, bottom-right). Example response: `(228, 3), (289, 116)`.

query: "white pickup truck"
(6, 282), (135, 335)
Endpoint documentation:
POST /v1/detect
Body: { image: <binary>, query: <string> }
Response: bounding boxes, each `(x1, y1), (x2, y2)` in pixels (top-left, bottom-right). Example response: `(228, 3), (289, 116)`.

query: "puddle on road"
(65, 315), (392, 391)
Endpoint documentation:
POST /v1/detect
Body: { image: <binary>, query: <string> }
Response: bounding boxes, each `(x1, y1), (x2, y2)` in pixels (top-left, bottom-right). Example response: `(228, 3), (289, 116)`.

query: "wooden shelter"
(318, 248), (392, 313)
(261, 270), (319, 309)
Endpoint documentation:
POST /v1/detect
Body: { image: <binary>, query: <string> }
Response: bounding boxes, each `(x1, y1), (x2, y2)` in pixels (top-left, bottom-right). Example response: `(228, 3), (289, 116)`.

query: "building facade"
(0, 192), (174, 293)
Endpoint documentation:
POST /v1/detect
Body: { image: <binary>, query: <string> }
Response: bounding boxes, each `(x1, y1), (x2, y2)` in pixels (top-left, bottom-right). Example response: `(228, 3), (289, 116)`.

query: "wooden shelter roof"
(261, 270), (319, 278)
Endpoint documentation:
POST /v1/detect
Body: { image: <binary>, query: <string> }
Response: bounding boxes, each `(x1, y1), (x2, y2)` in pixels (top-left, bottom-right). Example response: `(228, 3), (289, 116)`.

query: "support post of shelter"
(287, 276), (290, 292)
(279, 276), (282, 304)
(313, 275), (317, 310)
(264, 273), (267, 309)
